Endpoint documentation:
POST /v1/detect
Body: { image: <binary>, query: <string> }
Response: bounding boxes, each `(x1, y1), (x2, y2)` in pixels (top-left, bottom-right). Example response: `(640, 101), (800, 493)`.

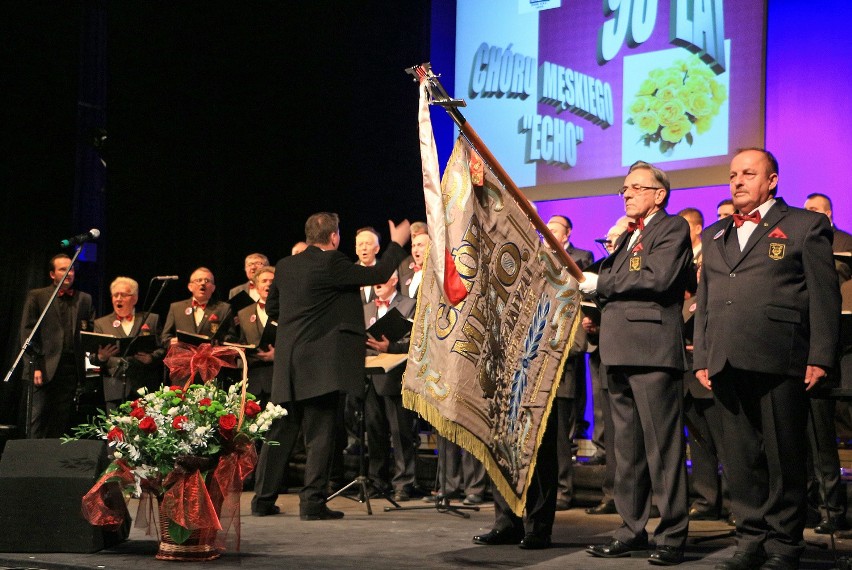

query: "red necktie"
(375, 299), (390, 308)
(192, 300), (206, 310)
(627, 218), (645, 233)
(58, 288), (75, 298)
(732, 211), (761, 228)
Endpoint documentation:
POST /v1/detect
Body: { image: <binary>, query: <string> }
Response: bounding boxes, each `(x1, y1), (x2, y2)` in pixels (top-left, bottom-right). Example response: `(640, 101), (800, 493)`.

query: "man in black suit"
(236, 266), (276, 406)
(546, 214), (594, 507)
(19, 254), (94, 438)
(93, 276), (162, 410)
(161, 267), (232, 346)
(582, 161), (693, 566)
(694, 148), (840, 570)
(801, 193), (851, 535)
(251, 212), (410, 520)
(363, 271), (418, 501)
(228, 253), (269, 302)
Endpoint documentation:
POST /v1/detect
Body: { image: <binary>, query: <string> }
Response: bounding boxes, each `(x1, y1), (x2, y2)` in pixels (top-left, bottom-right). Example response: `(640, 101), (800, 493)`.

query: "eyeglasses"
(190, 278), (213, 284)
(111, 292), (136, 299)
(618, 184), (662, 196)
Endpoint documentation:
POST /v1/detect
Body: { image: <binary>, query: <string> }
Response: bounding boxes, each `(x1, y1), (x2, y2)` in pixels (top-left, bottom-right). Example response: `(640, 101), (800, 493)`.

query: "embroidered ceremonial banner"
(403, 82), (582, 515)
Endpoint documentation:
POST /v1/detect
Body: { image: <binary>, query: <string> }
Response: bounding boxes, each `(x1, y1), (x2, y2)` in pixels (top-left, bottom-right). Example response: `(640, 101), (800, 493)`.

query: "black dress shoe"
(586, 538), (649, 558)
(472, 527), (524, 546)
(759, 554), (797, 570)
(689, 506), (721, 520)
(585, 500), (617, 515)
(814, 516), (850, 534)
(649, 545), (684, 566)
(713, 551), (766, 570)
(251, 504), (281, 517)
(519, 533), (551, 550)
(300, 505), (345, 520)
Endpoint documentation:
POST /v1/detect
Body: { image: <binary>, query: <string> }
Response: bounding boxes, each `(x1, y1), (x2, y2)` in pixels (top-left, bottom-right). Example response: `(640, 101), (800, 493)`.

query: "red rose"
(139, 416), (157, 434)
(244, 400), (262, 418)
(218, 414), (237, 439)
(199, 398), (212, 407)
(130, 407), (146, 419)
(130, 399), (141, 409)
(172, 415), (188, 430)
(169, 385), (183, 393)
(208, 314), (219, 322)
(107, 426), (124, 442)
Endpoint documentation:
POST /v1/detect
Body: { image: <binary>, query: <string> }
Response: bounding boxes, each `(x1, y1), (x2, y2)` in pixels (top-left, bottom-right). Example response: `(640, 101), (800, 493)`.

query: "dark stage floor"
(0, 492), (850, 569)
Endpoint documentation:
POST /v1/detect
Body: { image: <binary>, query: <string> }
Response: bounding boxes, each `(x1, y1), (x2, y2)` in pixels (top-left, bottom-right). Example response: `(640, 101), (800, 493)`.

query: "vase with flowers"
(67, 342), (286, 561)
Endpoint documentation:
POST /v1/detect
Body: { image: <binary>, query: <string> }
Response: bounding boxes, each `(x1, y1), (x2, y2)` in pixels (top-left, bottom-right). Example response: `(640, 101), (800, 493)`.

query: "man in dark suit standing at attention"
(582, 161), (693, 566)
(161, 267), (232, 346)
(694, 148), (840, 570)
(20, 254), (94, 438)
(251, 212), (410, 520)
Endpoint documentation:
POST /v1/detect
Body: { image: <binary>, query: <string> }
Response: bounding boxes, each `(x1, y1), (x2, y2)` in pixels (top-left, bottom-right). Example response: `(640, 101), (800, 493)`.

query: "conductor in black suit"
(251, 212), (410, 520)
(582, 161), (693, 566)
(694, 149), (840, 570)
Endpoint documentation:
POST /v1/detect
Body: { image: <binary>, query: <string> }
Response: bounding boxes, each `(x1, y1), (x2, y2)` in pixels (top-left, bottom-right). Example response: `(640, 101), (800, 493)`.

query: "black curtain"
(0, 1), (431, 425)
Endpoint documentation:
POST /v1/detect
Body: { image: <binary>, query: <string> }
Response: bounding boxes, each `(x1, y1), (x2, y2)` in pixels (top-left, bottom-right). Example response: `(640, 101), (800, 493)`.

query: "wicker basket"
(156, 499), (220, 561)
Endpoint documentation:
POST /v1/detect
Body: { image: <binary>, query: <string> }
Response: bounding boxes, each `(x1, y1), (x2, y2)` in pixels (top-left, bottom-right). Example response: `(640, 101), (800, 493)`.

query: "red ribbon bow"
(163, 342), (238, 385)
(627, 218), (645, 232)
(192, 300), (207, 310)
(258, 302), (265, 310)
(732, 211), (761, 228)
(409, 262), (422, 272)
(375, 299), (390, 308)
(58, 288), (75, 298)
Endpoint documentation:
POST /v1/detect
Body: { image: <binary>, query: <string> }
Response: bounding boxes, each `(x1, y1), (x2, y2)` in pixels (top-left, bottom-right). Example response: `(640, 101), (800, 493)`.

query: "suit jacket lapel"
(610, 211), (666, 273)
(717, 219), (737, 270)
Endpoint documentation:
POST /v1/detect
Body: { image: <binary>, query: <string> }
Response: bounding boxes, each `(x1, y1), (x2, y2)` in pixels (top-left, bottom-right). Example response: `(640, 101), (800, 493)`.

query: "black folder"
(81, 331), (158, 354)
(580, 301), (601, 323)
(366, 308), (412, 343)
(227, 290), (255, 314)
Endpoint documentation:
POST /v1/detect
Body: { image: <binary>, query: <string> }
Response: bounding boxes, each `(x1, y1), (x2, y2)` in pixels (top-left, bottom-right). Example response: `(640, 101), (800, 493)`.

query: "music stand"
(325, 355), (404, 514)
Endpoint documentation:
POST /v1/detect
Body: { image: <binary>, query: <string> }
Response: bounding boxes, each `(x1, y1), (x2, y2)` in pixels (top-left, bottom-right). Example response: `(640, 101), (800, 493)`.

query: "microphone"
(153, 275), (179, 281)
(593, 238), (610, 244)
(60, 228), (100, 248)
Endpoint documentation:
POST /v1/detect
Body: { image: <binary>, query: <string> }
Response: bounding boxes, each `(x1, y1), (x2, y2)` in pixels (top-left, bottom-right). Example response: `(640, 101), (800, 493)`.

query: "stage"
(0, 492), (849, 569)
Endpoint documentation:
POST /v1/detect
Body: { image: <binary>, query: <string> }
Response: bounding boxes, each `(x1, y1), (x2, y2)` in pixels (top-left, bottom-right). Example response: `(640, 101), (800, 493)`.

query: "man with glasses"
(161, 267), (232, 346)
(93, 277), (162, 410)
(582, 161), (693, 566)
(229, 253), (269, 302)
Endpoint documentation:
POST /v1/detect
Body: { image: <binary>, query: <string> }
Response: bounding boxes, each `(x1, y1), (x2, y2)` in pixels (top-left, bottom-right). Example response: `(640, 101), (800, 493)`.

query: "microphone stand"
(3, 246), (84, 438)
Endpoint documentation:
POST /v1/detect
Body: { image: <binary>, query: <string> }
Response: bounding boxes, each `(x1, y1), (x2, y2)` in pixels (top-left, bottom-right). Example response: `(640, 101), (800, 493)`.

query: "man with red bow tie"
(161, 267), (232, 346)
(19, 253), (94, 437)
(237, 266), (276, 405)
(581, 161), (693, 566)
(361, 271), (418, 501)
(93, 276), (162, 410)
(694, 149), (840, 570)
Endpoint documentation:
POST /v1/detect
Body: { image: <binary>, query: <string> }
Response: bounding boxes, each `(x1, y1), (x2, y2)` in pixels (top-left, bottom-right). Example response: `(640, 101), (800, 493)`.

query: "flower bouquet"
(68, 342), (286, 561)
(626, 54), (728, 155)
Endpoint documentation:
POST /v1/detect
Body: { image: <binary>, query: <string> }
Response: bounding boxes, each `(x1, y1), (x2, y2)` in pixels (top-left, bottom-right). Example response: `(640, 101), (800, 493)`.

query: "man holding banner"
(581, 161), (693, 566)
